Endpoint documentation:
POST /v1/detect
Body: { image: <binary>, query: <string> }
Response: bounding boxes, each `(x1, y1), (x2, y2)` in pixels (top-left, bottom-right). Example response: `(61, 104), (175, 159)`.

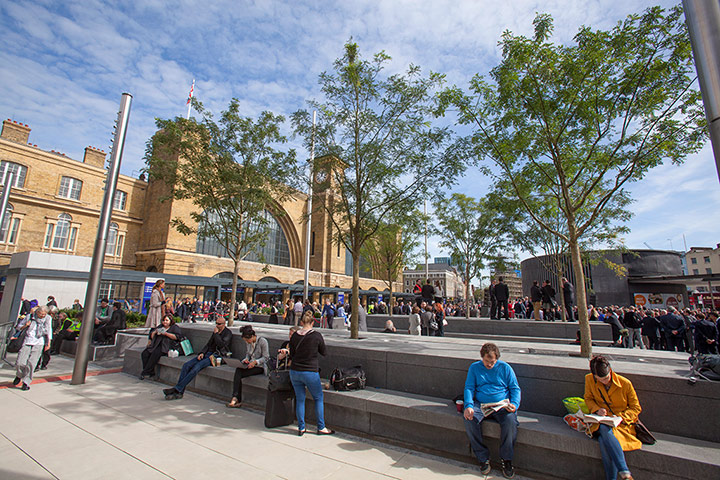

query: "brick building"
(0, 119), (389, 305)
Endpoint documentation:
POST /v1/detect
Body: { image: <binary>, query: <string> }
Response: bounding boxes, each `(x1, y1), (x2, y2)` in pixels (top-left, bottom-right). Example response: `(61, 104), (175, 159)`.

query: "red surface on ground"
(0, 368), (122, 389)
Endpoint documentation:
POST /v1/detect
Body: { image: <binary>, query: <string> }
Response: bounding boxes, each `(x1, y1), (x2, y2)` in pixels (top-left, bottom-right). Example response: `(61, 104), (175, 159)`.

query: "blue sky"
(1, 0), (718, 268)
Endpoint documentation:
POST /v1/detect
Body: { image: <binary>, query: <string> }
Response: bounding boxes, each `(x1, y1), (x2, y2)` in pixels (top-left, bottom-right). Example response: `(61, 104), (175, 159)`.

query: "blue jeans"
(289, 370), (325, 431)
(174, 356), (212, 393)
(464, 408), (518, 462)
(596, 424), (630, 480)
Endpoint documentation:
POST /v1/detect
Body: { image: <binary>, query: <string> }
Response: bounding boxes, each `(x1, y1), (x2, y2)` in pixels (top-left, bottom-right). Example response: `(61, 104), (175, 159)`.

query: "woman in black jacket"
(284, 311), (334, 436)
(140, 314), (182, 380)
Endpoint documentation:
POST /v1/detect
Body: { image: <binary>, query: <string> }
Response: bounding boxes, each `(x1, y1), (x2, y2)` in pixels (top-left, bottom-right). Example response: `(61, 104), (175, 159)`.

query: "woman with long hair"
(584, 355), (640, 480)
(227, 325), (270, 408)
(288, 311), (333, 436)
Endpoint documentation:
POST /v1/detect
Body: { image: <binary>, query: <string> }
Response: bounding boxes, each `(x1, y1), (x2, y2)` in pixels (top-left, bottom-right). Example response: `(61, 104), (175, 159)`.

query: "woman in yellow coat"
(584, 355), (641, 480)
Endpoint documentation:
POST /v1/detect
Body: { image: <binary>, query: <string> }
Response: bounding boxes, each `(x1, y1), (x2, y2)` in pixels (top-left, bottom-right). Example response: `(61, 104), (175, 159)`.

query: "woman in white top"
(13, 305), (53, 390)
(408, 305), (422, 335)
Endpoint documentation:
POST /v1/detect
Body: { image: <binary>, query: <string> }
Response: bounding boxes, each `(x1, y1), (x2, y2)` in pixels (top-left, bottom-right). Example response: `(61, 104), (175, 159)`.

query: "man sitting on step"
(163, 317), (233, 400)
(463, 342), (521, 479)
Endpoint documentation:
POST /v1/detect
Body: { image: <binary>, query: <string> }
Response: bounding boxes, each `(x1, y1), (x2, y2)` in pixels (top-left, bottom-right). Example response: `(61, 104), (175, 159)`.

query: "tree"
(293, 41), (464, 338)
(145, 99), (298, 325)
(361, 209), (423, 315)
(432, 193), (505, 319)
(439, 6), (706, 356)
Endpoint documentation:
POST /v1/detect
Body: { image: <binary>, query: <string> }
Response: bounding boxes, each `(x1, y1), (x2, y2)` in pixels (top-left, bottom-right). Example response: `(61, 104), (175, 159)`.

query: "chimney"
(1, 119), (31, 144)
(83, 146), (106, 168)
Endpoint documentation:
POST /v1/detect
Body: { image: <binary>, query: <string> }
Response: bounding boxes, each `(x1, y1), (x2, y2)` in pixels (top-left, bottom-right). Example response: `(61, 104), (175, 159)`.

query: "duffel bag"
(330, 365), (366, 391)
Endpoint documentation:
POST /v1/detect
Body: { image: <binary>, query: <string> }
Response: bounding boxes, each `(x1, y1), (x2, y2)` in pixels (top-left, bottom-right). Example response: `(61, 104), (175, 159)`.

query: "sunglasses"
(216, 322), (225, 326)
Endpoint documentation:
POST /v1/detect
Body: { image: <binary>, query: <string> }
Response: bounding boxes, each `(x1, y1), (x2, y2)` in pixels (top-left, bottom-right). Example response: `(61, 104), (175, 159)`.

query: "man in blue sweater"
(463, 343), (521, 479)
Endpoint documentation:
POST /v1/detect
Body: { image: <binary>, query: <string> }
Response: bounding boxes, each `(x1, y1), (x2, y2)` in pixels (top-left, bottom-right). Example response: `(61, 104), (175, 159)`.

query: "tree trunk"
(569, 239), (591, 357)
(228, 256), (241, 326)
(351, 250), (360, 339)
(388, 279), (394, 318)
(465, 263), (471, 320)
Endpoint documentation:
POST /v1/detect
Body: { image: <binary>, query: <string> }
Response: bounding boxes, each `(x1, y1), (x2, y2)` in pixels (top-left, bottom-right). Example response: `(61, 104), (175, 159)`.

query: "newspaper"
(480, 399), (511, 417)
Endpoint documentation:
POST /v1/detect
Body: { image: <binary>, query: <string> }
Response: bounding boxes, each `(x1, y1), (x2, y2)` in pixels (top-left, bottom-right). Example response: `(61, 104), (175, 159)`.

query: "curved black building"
(520, 250), (687, 307)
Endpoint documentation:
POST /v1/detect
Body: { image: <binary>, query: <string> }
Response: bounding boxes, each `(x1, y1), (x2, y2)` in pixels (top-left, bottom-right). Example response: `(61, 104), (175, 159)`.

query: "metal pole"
(684, 0), (720, 183)
(0, 170), (16, 234)
(72, 93), (132, 385)
(424, 200), (428, 281)
(303, 111), (316, 302)
(710, 280), (717, 311)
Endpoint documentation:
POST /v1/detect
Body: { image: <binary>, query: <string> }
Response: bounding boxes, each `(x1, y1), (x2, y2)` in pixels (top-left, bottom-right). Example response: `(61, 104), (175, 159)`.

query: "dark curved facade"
(520, 250), (686, 307)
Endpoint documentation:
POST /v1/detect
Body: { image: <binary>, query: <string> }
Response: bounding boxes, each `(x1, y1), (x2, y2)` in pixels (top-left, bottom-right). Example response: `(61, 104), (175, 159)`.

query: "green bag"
(180, 339), (194, 356)
(562, 396), (590, 414)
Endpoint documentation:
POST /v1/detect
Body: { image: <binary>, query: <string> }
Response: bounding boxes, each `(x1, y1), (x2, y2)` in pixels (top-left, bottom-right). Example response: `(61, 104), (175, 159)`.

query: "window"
(707, 268), (713, 274)
(692, 268), (699, 275)
(0, 203), (21, 244)
(704, 256), (711, 264)
(0, 161), (27, 188)
(44, 213), (78, 253)
(58, 176), (82, 200)
(691, 257), (698, 264)
(106, 223), (125, 259)
(113, 190), (127, 210)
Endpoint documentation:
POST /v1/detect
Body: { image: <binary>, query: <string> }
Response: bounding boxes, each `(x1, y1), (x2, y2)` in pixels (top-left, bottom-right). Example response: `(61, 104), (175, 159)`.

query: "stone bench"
(122, 348), (720, 480)
(57, 330), (147, 361)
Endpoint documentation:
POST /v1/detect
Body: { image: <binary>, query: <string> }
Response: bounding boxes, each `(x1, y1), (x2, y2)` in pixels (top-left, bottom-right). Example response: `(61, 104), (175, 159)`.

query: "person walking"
(288, 312), (334, 436)
(13, 306), (53, 391)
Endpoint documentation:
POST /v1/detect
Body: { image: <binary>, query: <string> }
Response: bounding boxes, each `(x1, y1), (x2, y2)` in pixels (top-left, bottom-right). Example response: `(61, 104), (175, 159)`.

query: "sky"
(1, 0), (718, 275)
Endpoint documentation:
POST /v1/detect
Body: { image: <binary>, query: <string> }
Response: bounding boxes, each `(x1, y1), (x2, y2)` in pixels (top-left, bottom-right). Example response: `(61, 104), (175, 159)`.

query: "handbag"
(268, 332), (309, 392)
(179, 338), (194, 356)
(330, 365), (366, 391)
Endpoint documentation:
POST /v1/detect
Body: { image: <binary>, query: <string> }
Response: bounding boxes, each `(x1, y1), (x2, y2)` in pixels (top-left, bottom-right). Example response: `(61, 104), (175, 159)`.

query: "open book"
(480, 399), (511, 417)
(576, 410), (622, 428)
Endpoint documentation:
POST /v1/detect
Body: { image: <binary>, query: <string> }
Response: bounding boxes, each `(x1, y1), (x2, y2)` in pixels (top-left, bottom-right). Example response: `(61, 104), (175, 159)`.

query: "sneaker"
(21, 383), (30, 391)
(163, 387), (176, 396)
(501, 459), (514, 479)
(480, 460), (491, 475)
(12, 376), (20, 386)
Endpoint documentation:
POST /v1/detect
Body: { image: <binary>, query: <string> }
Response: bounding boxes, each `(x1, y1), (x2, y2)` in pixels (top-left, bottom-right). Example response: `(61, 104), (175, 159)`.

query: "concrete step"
(122, 348), (720, 480)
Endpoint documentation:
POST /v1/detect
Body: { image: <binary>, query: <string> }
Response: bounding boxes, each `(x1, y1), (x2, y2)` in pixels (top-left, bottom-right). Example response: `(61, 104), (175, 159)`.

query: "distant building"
(434, 256), (452, 266)
(490, 271), (523, 300)
(403, 263), (465, 299)
(520, 249), (687, 308)
(685, 245), (720, 276)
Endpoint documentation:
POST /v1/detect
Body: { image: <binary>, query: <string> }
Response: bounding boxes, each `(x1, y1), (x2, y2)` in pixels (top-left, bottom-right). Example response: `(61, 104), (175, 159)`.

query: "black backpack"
(330, 365), (366, 391)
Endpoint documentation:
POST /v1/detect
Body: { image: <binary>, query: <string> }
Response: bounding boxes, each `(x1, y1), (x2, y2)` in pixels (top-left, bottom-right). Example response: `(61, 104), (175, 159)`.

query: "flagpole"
(186, 79), (195, 119)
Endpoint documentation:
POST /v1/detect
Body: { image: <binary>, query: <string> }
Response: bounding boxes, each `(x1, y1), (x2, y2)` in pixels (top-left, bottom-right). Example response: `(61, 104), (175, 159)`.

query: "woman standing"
(145, 280), (165, 328)
(140, 314), (182, 380)
(227, 325), (270, 408)
(434, 302), (446, 337)
(408, 306), (421, 335)
(584, 355), (640, 480)
(288, 311), (334, 436)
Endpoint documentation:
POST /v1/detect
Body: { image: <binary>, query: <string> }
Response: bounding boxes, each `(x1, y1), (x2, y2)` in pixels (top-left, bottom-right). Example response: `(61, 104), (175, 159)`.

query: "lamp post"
(72, 93), (132, 385)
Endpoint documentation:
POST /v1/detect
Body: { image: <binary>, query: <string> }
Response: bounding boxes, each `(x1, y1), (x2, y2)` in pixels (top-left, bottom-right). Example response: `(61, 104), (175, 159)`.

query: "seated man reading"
(163, 316), (233, 400)
(463, 342), (521, 479)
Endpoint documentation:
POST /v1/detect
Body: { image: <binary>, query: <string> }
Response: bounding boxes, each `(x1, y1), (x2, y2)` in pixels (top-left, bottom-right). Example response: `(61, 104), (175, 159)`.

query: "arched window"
(0, 161), (27, 188)
(196, 210), (291, 267)
(105, 222), (124, 258)
(44, 213), (78, 252)
(0, 203), (21, 244)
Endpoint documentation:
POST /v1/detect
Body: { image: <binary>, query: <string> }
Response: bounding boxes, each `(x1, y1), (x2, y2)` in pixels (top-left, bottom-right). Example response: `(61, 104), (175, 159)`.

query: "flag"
(186, 79), (195, 105)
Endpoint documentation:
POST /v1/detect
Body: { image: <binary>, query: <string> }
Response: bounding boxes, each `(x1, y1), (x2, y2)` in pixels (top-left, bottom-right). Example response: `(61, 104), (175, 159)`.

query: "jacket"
(541, 285), (555, 303)
(243, 336), (271, 374)
(584, 372), (642, 451)
(530, 285), (542, 302)
(495, 283), (509, 302)
(200, 327), (233, 357)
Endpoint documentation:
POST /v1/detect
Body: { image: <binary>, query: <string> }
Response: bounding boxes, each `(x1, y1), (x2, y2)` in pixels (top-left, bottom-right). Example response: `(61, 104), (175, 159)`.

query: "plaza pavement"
(0, 354), (536, 480)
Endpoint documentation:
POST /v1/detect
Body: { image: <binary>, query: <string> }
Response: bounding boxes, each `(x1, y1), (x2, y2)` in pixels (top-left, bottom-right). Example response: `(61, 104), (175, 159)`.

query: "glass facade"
(196, 210), (291, 267)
